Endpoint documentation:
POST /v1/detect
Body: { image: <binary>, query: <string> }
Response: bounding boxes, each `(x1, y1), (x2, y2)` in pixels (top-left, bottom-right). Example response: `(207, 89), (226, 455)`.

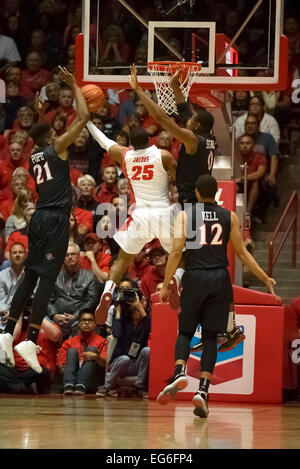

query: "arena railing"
(268, 191), (298, 277)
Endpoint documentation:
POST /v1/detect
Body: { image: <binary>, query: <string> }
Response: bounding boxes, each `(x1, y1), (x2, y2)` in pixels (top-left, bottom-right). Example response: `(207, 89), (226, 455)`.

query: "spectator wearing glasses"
(57, 309), (107, 396)
(47, 243), (102, 340)
(234, 95), (280, 144)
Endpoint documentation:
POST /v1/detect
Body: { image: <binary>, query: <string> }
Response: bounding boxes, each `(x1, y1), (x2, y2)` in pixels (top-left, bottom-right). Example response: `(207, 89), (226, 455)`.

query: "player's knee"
(201, 329), (218, 343)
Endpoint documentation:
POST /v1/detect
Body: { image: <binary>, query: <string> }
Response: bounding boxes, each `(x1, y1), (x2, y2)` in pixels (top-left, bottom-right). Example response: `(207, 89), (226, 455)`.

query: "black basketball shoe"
(192, 391), (209, 418)
(218, 326), (245, 352)
(157, 372), (188, 405)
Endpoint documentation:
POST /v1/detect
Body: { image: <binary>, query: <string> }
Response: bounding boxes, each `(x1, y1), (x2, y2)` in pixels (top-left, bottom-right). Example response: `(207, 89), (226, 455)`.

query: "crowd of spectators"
(0, 0), (299, 397)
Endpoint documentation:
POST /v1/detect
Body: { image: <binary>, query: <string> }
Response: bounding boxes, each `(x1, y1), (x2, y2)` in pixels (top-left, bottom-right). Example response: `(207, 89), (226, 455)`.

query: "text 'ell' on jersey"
(184, 202), (231, 269)
(176, 134), (216, 202)
(122, 145), (170, 207)
(29, 145), (72, 215)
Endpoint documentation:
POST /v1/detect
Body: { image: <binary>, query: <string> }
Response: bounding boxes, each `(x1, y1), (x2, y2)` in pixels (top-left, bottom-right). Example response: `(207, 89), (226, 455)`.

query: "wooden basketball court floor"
(1, 395), (300, 449)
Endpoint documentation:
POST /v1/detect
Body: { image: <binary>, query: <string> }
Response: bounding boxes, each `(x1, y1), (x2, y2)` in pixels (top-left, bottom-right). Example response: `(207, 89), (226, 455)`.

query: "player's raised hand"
(58, 65), (76, 88)
(129, 64), (139, 91)
(34, 92), (45, 115)
(170, 67), (183, 89)
(264, 277), (277, 298)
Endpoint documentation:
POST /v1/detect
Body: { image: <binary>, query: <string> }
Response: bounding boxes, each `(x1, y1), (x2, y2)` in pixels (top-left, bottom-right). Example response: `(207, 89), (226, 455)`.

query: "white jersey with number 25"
(122, 145), (171, 207)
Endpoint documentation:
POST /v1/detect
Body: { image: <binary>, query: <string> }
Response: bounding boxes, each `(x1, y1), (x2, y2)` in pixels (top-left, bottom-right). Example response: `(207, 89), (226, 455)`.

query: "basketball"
(81, 84), (105, 112)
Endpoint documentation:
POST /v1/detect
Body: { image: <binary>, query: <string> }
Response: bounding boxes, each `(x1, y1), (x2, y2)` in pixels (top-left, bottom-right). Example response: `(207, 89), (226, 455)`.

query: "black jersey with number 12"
(29, 144), (72, 215)
(184, 202), (231, 270)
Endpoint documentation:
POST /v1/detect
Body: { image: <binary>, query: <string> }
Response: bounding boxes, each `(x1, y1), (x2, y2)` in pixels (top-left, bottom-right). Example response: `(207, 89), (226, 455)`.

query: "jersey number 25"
(131, 165), (154, 181)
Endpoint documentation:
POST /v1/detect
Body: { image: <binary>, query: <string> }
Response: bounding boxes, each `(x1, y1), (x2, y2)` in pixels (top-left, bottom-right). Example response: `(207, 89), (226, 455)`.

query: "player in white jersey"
(85, 122), (177, 324)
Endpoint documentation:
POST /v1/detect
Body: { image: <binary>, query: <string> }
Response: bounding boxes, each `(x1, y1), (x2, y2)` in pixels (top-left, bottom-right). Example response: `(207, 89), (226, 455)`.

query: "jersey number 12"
(33, 161), (53, 185)
(199, 223), (223, 245)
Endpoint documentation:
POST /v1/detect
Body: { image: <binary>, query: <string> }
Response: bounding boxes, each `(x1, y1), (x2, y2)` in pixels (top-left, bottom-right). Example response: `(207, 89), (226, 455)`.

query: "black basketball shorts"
(25, 208), (70, 281)
(179, 268), (233, 334)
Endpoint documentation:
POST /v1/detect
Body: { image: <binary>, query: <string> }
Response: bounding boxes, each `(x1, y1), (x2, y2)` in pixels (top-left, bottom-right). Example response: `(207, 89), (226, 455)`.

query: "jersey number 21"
(33, 162), (53, 185)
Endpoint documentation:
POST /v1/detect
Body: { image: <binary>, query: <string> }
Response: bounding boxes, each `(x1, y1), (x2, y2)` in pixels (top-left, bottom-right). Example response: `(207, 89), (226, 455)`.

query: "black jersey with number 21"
(184, 202), (231, 270)
(29, 144), (72, 215)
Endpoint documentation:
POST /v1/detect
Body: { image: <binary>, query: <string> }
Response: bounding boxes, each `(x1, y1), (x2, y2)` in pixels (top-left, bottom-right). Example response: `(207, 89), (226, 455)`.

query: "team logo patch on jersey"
(206, 139), (215, 150)
(45, 253), (55, 261)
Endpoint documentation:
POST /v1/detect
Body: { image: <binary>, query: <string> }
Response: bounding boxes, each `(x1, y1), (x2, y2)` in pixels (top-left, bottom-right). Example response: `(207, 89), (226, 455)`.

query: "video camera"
(118, 287), (142, 304)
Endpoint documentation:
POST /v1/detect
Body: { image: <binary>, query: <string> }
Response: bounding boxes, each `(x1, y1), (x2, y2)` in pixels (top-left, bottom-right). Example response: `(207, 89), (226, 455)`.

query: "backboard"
(76, 0), (288, 94)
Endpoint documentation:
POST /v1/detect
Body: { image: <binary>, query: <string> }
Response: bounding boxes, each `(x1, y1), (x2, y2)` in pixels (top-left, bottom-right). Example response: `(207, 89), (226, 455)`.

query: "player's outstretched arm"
(85, 121), (125, 166)
(53, 67), (89, 156)
(230, 211), (277, 297)
(170, 68), (186, 104)
(58, 66), (88, 121)
(129, 65), (198, 154)
(161, 150), (177, 181)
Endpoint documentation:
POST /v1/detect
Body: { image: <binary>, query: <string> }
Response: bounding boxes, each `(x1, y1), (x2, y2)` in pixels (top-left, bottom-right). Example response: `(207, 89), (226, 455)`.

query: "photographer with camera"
(97, 279), (151, 398)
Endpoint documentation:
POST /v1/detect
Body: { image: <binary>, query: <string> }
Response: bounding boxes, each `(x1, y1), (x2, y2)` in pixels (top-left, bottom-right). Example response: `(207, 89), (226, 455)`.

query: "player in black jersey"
(157, 175), (277, 418)
(0, 67), (90, 373)
(129, 65), (215, 206)
(129, 65), (244, 348)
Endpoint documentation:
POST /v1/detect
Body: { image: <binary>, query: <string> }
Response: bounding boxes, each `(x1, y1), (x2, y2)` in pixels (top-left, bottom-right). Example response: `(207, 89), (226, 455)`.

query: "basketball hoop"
(147, 61), (202, 115)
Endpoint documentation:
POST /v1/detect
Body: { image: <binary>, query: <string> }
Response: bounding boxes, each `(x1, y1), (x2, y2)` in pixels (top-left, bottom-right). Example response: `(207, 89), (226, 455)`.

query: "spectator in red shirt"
(51, 112), (67, 137)
(0, 176), (28, 221)
(12, 106), (34, 132)
(73, 205), (93, 237)
(0, 142), (29, 190)
(0, 167), (37, 204)
(20, 52), (50, 99)
(94, 165), (119, 204)
(4, 65), (33, 101)
(150, 130), (180, 161)
(57, 309), (107, 395)
(0, 130), (34, 162)
(44, 85), (77, 128)
(291, 296), (300, 334)
(69, 212), (83, 247)
(141, 245), (168, 300)
(72, 187), (93, 237)
(135, 99), (160, 136)
(80, 233), (111, 285)
(0, 313), (61, 394)
(236, 134), (267, 214)
(126, 246), (152, 286)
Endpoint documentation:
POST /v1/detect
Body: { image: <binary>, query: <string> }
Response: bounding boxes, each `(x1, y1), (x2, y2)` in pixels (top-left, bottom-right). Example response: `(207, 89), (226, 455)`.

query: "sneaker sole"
(0, 337), (15, 367)
(95, 292), (112, 325)
(168, 277), (180, 311)
(14, 344), (42, 374)
(218, 334), (246, 353)
(192, 394), (209, 418)
(157, 376), (188, 405)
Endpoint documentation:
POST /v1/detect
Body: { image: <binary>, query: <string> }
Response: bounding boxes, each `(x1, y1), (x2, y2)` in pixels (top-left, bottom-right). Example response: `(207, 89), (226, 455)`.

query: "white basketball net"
(148, 63), (202, 116)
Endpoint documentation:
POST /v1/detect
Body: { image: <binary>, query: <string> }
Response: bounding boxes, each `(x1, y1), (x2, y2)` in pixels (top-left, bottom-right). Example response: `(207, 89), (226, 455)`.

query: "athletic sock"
(199, 377), (210, 393)
(227, 311), (234, 332)
(175, 268), (185, 281)
(174, 364), (186, 377)
(103, 280), (116, 295)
